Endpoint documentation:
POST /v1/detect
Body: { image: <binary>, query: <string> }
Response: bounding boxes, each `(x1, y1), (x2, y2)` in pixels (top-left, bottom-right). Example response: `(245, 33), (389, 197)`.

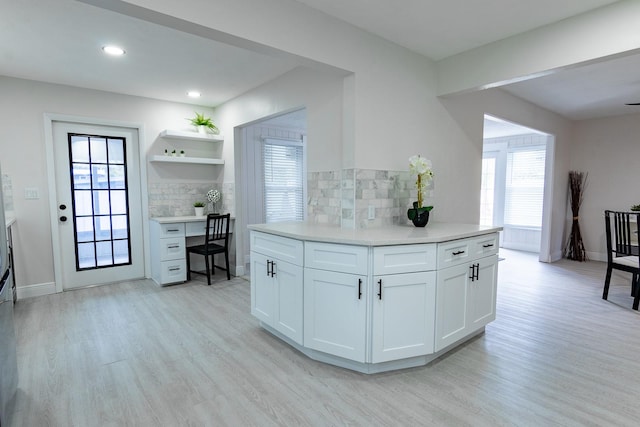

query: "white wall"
(214, 66), (344, 178)
(0, 75), (215, 290)
(437, 0), (640, 96)
(570, 114), (640, 260)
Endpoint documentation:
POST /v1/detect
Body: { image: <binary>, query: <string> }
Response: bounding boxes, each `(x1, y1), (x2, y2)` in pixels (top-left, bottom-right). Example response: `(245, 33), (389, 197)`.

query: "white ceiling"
(0, 0), (636, 121)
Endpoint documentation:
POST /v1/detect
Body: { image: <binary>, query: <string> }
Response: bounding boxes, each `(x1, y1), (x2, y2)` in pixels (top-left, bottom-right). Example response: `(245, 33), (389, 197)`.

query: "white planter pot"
(197, 125), (207, 135)
(194, 207), (204, 217)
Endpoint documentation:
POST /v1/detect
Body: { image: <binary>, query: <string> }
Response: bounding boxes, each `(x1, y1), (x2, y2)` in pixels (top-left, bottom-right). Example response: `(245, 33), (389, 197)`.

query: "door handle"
(377, 279), (382, 300)
(59, 215), (67, 222)
(452, 250), (465, 256)
(358, 278), (362, 300)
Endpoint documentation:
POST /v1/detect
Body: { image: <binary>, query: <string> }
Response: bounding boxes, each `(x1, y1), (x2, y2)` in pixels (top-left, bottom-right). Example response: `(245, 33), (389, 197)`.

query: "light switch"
(24, 187), (40, 200)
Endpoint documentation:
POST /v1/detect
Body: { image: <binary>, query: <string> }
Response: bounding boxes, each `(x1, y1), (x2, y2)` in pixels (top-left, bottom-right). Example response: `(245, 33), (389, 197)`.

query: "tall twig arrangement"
(564, 171), (587, 261)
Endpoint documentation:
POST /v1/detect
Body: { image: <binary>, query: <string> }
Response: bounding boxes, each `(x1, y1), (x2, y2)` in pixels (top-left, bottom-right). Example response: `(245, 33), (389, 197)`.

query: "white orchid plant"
(408, 155), (434, 209)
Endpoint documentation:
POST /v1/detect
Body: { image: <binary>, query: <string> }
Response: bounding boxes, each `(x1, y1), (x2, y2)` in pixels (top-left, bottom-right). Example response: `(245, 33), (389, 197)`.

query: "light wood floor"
(7, 250), (640, 426)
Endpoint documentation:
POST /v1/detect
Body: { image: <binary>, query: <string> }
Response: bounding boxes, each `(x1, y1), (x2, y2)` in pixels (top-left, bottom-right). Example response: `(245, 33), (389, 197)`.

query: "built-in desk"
(150, 216), (233, 286)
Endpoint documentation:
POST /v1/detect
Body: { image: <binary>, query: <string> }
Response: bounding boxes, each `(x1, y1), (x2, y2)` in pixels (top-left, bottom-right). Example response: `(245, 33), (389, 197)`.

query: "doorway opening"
(482, 115), (554, 261)
(238, 108), (308, 274)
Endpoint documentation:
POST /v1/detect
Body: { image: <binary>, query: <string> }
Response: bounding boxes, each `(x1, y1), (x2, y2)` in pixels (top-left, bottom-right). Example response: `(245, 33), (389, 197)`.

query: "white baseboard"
(586, 251), (607, 262)
(234, 265), (245, 276)
(16, 282), (57, 300)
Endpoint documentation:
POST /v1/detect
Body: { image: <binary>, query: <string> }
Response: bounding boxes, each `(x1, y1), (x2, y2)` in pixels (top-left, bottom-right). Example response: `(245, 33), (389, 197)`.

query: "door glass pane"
(110, 190), (127, 215)
(70, 136), (90, 163)
(96, 241), (113, 266)
(76, 217), (94, 243)
(94, 190), (111, 215)
(68, 133), (131, 271)
(109, 165), (126, 189)
(74, 190), (93, 216)
(92, 164), (109, 189)
(113, 240), (130, 264)
(90, 137), (107, 163)
(77, 242), (96, 269)
(112, 215), (128, 239)
(108, 138), (125, 164)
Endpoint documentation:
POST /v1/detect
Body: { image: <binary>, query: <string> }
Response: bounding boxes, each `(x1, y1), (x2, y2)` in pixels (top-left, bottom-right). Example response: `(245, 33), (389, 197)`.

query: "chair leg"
(633, 284), (640, 310)
(603, 265), (613, 300)
(633, 274), (639, 297)
(205, 254), (211, 286)
(186, 252), (191, 281)
(225, 248), (230, 280)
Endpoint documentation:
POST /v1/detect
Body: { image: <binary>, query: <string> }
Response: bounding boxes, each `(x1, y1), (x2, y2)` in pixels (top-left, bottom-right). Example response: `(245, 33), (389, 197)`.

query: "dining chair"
(603, 210), (640, 310)
(186, 213), (231, 285)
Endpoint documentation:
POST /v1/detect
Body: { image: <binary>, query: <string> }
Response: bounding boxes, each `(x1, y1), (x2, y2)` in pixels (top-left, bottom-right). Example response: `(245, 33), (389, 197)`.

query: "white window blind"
(504, 147), (546, 228)
(262, 138), (305, 223)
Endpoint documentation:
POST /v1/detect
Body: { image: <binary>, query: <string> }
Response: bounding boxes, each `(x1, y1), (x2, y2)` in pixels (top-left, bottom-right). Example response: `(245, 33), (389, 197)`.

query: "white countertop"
(150, 215), (209, 223)
(248, 221), (502, 246)
(150, 215), (235, 224)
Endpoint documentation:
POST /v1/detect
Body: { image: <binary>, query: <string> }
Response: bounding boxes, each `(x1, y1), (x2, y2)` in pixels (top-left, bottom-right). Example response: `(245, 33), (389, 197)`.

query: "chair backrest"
(604, 210), (640, 259)
(205, 213), (230, 248)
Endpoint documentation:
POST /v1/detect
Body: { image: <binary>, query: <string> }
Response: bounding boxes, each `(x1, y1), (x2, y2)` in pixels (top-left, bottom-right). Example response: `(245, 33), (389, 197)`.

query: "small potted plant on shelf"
(180, 150), (185, 157)
(193, 201), (205, 217)
(631, 204), (640, 212)
(188, 112), (219, 135)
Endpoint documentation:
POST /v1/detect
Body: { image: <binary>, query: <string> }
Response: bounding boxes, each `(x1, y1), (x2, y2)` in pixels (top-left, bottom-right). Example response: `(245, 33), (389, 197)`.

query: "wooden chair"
(603, 210), (640, 309)
(186, 213), (231, 285)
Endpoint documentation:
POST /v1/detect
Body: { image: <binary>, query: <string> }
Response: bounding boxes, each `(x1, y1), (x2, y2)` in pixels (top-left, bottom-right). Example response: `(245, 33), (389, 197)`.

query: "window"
(504, 146), (546, 228)
(262, 138), (305, 223)
(68, 134), (131, 270)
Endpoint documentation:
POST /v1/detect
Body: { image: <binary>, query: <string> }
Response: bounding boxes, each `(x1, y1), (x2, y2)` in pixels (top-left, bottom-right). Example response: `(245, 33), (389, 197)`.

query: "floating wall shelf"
(150, 155), (224, 165)
(159, 129), (224, 142)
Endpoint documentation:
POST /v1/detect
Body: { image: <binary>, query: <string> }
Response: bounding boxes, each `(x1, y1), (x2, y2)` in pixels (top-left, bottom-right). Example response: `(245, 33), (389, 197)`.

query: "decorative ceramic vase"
(194, 207), (204, 216)
(407, 202), (433, 227)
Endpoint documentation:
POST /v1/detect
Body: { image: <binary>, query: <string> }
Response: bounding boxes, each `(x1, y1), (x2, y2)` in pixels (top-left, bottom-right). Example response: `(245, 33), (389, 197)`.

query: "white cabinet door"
(250, 252), (304, 345)
(250, 252), (274, 325)
(272, 258), (304, 344)
(435, 262), (471, 351)
(304, 269), (367, 362)
(371, 271), (436, 363)
(469, 254), (498, 330)
(435, 255), (498, 352)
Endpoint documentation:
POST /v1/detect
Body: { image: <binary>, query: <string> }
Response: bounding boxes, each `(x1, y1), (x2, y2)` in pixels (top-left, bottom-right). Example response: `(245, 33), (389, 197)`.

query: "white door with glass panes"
(52, 122), (144, 290)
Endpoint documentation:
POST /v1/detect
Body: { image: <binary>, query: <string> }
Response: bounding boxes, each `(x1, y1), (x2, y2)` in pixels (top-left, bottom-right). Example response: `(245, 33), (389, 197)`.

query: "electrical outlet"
(368, 205), (375, 220)
(24, 187), (40, 200)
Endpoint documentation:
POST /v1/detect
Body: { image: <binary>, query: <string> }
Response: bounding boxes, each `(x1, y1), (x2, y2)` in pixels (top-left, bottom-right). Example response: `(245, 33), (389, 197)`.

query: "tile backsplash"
(311, 168), (433, 229)
(148, 182), (234, 218)
(146, 167), (428, 227)
(1, 174), (13, 211)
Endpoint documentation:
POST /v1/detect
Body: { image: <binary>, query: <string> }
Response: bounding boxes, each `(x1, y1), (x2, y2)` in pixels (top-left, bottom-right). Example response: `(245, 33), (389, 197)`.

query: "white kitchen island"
(248, 221), (502, 374)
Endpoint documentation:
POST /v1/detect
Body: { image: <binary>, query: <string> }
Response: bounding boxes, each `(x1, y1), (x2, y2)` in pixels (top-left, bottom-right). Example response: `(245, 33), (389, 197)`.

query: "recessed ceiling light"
(102, 45), (125, 56)
(187, 91), (201, 98)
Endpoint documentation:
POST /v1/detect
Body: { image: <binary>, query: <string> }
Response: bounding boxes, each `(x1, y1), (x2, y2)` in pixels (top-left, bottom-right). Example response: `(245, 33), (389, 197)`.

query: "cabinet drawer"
(159, 237), (185, 261)
(186, 221), (207, 237)
(250, 231), (304, 266)
(373, 244), (436, 275)
(158, 222), (185, 238)
(437, 238), (473, 269)
(159, 260), (186, 284)
(472, 233), (499, 258)
(305, 241), (368, 275)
